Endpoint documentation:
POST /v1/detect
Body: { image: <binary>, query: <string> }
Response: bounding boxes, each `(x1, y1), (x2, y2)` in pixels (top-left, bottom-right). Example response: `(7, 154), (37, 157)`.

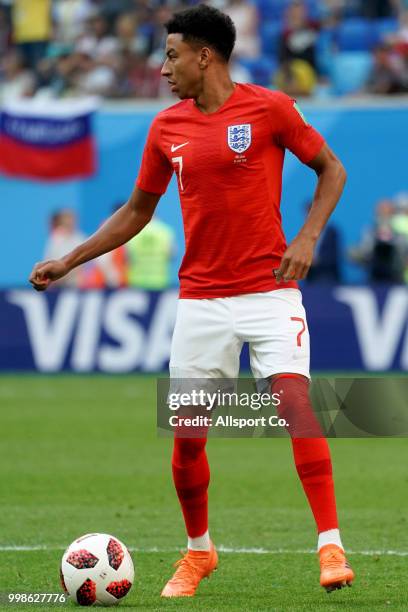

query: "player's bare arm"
(275, 144), (346, 283)
(29, 187), (161, 291)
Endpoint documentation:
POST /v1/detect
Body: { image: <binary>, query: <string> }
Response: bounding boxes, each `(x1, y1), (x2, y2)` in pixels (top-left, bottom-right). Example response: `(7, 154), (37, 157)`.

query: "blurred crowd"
(0, 0), (408, 102)
(305, 191), (408, 285)
(350, 193), (408, 283)
(44, 207), (175, 289)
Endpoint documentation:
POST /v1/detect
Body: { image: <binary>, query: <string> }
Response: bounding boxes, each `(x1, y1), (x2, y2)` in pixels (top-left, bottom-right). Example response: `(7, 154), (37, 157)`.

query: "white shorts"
(170, 289), (310, 382)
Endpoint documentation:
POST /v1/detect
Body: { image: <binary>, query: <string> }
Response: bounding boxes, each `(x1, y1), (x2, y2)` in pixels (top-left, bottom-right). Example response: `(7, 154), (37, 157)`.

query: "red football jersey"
(137, 84), (324, 299)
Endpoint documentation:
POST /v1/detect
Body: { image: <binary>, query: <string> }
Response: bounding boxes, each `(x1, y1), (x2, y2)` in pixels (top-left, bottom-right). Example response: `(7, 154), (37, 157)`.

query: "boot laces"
(323, 549), (344, 570)
(169, 551), (203, 586)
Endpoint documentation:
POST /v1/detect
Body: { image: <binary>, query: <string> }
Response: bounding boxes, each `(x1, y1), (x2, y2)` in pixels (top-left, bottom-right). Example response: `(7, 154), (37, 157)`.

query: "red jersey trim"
(302, 138), (325, 165)
(135, 177), (167, 195)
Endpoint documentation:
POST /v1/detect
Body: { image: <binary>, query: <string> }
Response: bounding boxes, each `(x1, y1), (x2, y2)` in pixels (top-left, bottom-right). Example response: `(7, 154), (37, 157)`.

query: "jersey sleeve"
(270, 91), (325, 164)
(136, 117), (173, 195)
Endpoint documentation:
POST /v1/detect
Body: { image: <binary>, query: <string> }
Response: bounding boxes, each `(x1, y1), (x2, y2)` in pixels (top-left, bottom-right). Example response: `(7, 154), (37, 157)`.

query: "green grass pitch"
(0, 375), (407, 611)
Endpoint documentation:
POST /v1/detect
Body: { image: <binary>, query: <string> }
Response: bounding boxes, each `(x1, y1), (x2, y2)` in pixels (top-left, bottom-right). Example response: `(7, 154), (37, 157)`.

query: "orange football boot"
(161, 542), (218, 597)
(319, 544), (355, 592)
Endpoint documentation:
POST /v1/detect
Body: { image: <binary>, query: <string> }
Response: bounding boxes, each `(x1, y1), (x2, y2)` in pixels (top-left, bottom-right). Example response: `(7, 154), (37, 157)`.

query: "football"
(60, 533), (134, 606)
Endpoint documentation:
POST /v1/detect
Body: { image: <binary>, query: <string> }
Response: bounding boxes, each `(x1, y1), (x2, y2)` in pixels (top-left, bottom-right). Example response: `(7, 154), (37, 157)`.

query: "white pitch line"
(0, 545), (407, 556)
(218, 547), (408, 557)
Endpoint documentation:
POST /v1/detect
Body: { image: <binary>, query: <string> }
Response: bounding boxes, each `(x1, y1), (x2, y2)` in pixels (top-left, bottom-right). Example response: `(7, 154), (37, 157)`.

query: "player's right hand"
(29, 259), (69, 291)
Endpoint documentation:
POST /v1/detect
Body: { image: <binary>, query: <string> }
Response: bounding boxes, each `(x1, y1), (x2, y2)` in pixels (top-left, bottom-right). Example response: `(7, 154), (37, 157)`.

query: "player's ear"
(198, 47), (211, 69)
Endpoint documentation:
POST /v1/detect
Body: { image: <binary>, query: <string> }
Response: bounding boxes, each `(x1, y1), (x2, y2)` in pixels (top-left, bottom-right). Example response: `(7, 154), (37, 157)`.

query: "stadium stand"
(0, 0), (407, 99)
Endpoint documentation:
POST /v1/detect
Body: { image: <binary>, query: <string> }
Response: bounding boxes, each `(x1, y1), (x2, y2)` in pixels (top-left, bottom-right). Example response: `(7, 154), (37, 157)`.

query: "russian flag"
(0, 99), (98, 181)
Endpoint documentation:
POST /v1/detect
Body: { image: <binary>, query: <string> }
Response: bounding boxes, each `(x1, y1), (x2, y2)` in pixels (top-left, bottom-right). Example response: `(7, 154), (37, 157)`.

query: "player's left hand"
(274, 235), (315, 282)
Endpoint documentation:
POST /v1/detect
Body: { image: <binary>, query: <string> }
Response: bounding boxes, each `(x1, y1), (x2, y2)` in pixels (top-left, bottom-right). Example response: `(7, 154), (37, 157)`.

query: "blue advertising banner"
(1, 286), (408, 373)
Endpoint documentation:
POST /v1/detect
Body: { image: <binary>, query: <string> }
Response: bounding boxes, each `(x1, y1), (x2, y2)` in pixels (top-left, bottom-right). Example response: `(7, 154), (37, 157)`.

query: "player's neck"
(193, 74), (236, 115)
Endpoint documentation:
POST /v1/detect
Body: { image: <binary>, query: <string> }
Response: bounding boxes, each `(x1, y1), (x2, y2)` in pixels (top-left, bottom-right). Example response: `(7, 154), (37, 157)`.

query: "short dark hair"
(165, 4), (236, 62)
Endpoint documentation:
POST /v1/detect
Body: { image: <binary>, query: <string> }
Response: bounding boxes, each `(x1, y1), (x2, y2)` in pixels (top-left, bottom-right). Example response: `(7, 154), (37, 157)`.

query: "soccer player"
(30, 4), (354, 598)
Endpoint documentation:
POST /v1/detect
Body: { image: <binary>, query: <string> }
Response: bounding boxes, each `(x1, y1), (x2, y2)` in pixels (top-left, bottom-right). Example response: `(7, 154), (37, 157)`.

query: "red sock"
(271, 375), (338, 533)
(291, 437), (338, 532)
(172, 437), (210, 538)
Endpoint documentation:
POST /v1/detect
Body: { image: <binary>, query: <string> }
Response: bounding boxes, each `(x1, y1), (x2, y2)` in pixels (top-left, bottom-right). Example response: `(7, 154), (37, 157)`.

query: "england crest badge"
(227, 124), (251, 154)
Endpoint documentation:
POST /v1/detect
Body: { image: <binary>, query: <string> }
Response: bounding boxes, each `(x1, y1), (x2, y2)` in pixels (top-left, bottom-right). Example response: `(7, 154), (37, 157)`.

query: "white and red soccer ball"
(60, 533), (134, 606)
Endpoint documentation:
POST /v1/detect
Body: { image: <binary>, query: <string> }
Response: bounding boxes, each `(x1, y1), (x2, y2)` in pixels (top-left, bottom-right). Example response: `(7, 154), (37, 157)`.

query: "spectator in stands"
(391, 192), (408, 281)
(115, 12), (148, 56)
(112, 12), (161, 96)
(279, 1), (319, 70)
(73, 50), (117, 95)
(349, 198), (404, 283)
(75, 12), (118, 59)
(114, 48), (161, 97)
(0, 49), (35, 102)
(81, 205), (129, 289)
(53, 0), (95, 44)
(126, 216), (175, 290)
(35, 46), (79, 98)
(351, 199), (395, 258)
(276, 1), (319, 96)
(224, 0), (260, 59)
(44, 209), (86, 287)
(12, 0), (52, 69)
(274, 58), (317, 96)
(366, 42), (408, 94)
(70, 12), (119, 96)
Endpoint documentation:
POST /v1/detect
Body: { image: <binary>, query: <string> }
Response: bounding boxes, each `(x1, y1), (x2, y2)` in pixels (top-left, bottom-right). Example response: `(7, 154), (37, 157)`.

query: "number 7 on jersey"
(172, 156), (184, 191)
